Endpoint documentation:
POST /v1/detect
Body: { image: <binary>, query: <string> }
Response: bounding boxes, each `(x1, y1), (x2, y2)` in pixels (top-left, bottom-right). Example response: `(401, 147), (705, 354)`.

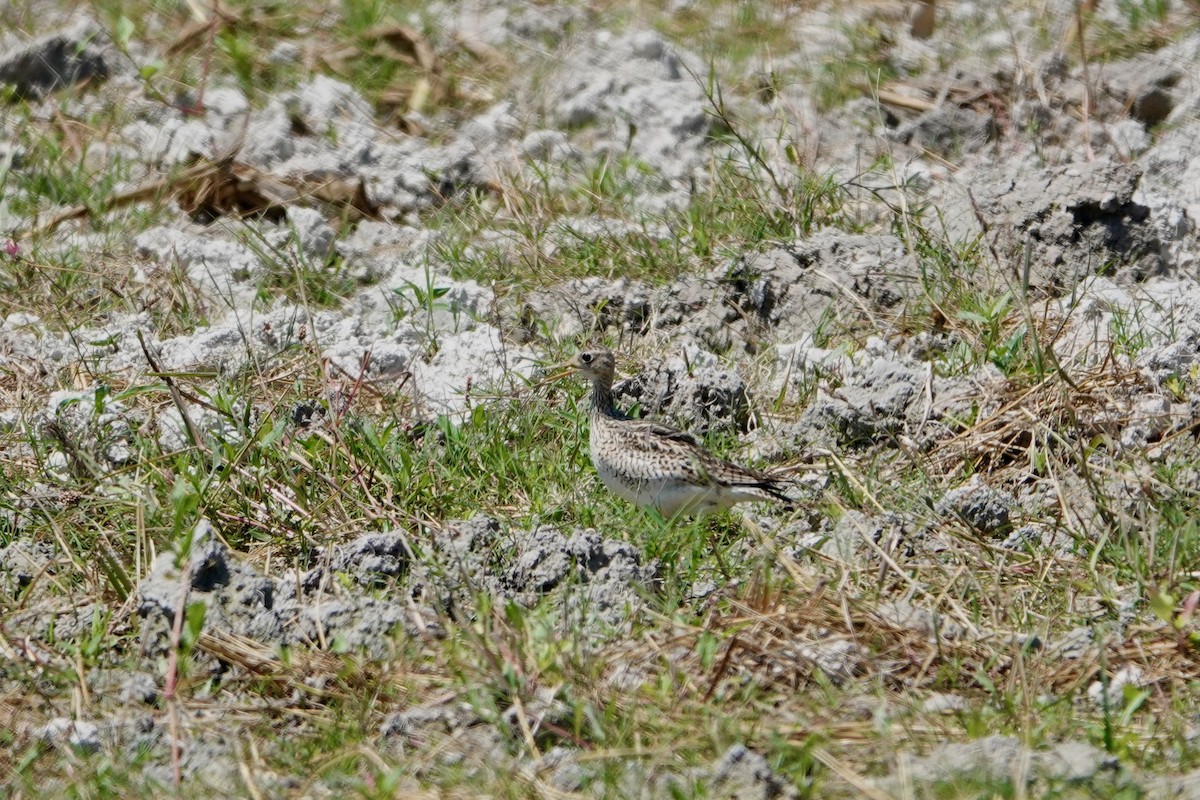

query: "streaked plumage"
(564, 347), (792, 517)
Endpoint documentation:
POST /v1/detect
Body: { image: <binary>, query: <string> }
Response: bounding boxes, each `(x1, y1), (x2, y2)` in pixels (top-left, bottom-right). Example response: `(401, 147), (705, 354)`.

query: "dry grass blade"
(652, 577), (1200, 747)
(197, 629), (347, 695)
(932, 362), (1152, 471)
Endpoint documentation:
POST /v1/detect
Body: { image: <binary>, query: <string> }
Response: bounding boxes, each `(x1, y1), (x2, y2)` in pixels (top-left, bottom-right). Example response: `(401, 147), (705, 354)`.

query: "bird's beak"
(539, 358), (577, 384)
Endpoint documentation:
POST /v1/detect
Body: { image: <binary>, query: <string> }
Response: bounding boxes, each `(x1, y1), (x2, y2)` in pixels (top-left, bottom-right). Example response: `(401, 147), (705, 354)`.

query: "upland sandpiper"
(561, 347), (792, 517)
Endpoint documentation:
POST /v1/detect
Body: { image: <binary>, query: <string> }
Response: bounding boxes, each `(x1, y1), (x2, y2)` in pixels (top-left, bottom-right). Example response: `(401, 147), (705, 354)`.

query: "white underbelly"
(595, 464), (721, 517)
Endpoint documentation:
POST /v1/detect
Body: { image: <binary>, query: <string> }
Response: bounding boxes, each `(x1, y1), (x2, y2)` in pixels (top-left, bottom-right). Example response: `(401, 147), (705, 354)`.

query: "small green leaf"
(139, 59), (164, 80)
(182, 601), (207, 650)
(696, 630), (719, 670)
(1149, 588), (1176, 624)
(1119, 686), (1150, 724)
(114, 16), (135, 49)
(260, 415), (288, 447)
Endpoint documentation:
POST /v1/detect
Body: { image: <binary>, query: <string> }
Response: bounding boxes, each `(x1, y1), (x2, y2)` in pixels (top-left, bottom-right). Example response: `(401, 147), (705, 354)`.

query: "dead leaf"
(911, 0), (936, 40)
(365, 24), (438, 73)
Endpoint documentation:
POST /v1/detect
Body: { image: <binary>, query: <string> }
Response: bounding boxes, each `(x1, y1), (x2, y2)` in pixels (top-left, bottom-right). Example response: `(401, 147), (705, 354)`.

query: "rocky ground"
(3, 0), (1200, 797)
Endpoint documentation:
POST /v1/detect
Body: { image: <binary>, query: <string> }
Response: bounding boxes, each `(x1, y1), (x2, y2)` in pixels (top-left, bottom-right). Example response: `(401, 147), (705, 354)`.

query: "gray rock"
(117, 672), (159, 706)
(278, 206), (336, 263)
(517, 275), (657, 341)
(407, 327), (536, 416)
(1054, 278), (1200, 373)
(425, 516), (657, 630)
(87, 669), (160, 707)
(41, 387), (136, 477)
(0, 539), (56, 596)
(512, 525), (575, 592)
(876, 599), (966, 640)
(5, 599), (106, 645)
(37, 717), (102, 753)
(528, 747), (586, 792)
(134, 225), (262, 302)
(797, 638), (864, 685)
(1119, 393), (1175, 448)
(138, 520), (434, 661)
(521, 130), (578, 162)
(1048, 626), (1095, 660)
(708, 744), (799, 800)
(820, 510), (880, 561)
(798, 356), (926, 447)
(305, 531), (412, 589)
(283, 74), (374, 138)
(1137, 120), (1200, 273)
(955, 160), (1164, 289)
(615, 347), (751, 434)
(564, 528), (657, 625)
(891, 735), (1118, 787)
(515, 231), (910, 353)
(1100, 119), (1152, 159)
(731, 233), (911, 345)
(891, 105), (996, 158)
(936, 478), (1015, 536)
(379, 700), (478, 740)
(1100, 57), (1185, 127)
(1145, 769), (1200, 800)
(461, 100), (521, 144)
(120, 117), (215, 166)
(923, 692), (969, 714)
(238, 98), (296, 166)
(999, 524), (1046, 551)
(138, 520), (276, 650)
(543, 30), (708, 178)
(1088, 665), (1144, 708)
(1042, 740), (1119, 782)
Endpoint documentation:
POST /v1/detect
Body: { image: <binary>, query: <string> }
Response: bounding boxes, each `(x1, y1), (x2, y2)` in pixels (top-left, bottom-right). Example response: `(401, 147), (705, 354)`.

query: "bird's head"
(569, 347), (616, 384)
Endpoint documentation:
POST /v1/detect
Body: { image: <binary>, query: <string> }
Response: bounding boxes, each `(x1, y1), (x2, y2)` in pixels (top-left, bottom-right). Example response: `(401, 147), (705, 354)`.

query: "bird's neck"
(589, 379), (618, 418)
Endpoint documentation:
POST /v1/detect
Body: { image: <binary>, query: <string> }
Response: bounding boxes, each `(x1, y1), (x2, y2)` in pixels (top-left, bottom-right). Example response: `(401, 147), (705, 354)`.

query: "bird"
(558, 346), (793, 517)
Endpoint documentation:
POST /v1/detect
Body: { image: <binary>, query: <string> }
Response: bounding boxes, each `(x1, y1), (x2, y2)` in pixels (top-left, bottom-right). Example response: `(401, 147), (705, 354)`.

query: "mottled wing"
(681, 437), (783, 491)
(600, 419), (715, 486)
(703, 454), (793, 503)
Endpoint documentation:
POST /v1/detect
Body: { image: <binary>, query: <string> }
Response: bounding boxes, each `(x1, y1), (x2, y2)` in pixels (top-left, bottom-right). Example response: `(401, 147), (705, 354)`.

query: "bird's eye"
(580, 353), (593, 364)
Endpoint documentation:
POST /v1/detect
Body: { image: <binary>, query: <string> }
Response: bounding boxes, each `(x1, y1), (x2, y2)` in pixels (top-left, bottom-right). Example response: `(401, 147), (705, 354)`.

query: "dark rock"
(0, 20), (117, 100)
